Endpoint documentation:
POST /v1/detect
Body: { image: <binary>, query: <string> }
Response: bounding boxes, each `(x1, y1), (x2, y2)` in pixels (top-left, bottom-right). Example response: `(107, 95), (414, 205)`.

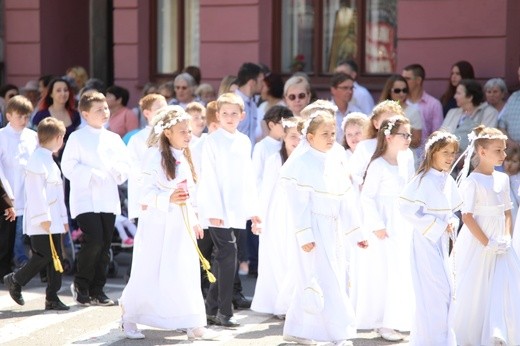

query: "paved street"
(1, 253), (409, 345)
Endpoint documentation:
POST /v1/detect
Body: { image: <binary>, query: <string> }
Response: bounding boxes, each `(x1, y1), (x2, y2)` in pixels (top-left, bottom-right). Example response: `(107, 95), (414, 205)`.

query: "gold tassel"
(49, 234), (64, 273)
(180, 203), (216, 283)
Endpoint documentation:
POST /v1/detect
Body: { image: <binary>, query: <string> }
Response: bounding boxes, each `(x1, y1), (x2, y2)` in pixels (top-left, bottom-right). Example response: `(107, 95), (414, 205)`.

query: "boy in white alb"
(197, 93), (261, 327)
(0, 96), (37, 279)
(4, 118), (70, 310)
(127, 94), (167, 221)
(61, 91), (130, 306)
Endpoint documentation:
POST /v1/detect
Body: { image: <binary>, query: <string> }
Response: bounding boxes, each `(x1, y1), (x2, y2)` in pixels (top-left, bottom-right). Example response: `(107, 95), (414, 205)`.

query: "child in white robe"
(126, 94), (167, 221)
(341, 112), (368, 163)
(280, 111), (363, 346)
(4, 118), (69, 310)
(251, 116), (301, 317)
(356, 116), (415, 341)
(399, 131), (462, 345)
(349, 100), (406, 188)
(119, 106), (218, 341)
(452, 125), (520, 346)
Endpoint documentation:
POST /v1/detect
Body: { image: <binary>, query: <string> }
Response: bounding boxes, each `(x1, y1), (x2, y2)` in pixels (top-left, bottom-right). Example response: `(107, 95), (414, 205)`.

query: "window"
(153, 0), (200, 76)
(276, 0), (397, 76)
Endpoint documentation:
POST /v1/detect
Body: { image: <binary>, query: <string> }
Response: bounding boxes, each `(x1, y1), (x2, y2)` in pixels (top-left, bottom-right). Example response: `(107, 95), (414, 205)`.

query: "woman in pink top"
(106, 85), (139, 137)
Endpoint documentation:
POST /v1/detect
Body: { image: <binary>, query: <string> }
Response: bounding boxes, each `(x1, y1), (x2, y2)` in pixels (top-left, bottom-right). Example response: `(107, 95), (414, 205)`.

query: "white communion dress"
(399, 169), (462, 346)
(119, 147), (206, 330)
(452, 171), (520, 346)
(280, 145), (362, 343)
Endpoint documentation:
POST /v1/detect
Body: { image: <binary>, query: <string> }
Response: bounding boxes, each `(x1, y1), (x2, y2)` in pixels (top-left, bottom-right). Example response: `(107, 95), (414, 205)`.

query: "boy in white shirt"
(4, 117), (70, 310)
(197, 93), (261, 327)
(0, 95), (37, 281)
(61, 91), (130, 306)
(126, 93), (167, 221)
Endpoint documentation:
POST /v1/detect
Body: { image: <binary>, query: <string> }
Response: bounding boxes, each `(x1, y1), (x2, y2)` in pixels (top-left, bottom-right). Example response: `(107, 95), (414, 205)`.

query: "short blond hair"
(217, 93), (244, 112)
(37, 117), (66, 145)
(139, 93), (166, 112)
(79, 90), (106, 112)
(185, 102), (206, 115)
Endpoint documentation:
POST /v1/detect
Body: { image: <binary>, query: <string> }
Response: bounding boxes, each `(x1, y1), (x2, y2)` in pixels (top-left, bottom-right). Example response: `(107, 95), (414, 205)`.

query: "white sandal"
(187, 327), (220, 340)
(121, 321), (145, 340)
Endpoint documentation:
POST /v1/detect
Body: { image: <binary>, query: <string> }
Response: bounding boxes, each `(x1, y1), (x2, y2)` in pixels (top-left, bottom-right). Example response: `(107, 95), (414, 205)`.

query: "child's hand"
(170, 188), (189, 204)
(209, 218), (224, 227)
(64, 223), (69, 233)
(141, 204), (148, 211)
(4, 207), (15, 222)
(251, 216), (262, 235)
(357, 240), (369, 249)
(301, 242), (315, 252)
(445, 224), (454, 233)
(193, 224), (204, 239)
(41, 221), (51, 232)
(373, 229), (388, 239)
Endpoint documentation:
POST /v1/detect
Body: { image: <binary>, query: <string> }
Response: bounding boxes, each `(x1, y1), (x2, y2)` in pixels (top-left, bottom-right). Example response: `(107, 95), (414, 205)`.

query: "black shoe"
(232, 293), (251, 310)
(206, 313), (240, 327)
(206, 314), (220, 325)
(45, 299), (70, 311)
(4, 273), (24, 305)
(70, 283), (90, 306)
(217, 312), (240, 327)
(90, 292), (115, 306)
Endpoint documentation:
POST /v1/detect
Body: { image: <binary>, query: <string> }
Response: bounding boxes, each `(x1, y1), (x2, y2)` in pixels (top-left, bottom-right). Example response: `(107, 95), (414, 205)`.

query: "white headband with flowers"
(451, 129), (509, 185)
(282, 119), (297, 129)
(383, 119), (396, 136)
(153, 107), (192, 134)
(301, 113), (322, 138)
(424, 132), (458, 153)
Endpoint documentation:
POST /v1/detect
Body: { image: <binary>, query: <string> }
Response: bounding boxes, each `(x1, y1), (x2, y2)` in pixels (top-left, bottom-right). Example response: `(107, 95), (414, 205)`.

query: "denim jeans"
(13, 216), (28, 266)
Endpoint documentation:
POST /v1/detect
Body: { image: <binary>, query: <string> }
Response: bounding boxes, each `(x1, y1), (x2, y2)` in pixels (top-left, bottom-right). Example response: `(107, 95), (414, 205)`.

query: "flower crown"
(282, 119), (297, 129)
(424, 132), (458, 152)
(153, 106), (192, 134)
(467, 131), (508, 143)
(383, 119), (396, 136)
(301, 113), (321, 138)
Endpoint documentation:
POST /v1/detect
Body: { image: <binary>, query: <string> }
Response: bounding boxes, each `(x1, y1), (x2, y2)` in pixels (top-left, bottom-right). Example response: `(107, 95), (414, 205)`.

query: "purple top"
(32, 109), (81, 143)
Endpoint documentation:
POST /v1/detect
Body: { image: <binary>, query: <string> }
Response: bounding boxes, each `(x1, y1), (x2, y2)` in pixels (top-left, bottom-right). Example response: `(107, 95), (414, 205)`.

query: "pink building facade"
(1, 0), (519, 107)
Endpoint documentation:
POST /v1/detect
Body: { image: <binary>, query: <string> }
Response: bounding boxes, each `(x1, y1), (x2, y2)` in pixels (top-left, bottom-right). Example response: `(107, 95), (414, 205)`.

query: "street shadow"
(0, 307), (76, 320)
(71, 328), (194, 345)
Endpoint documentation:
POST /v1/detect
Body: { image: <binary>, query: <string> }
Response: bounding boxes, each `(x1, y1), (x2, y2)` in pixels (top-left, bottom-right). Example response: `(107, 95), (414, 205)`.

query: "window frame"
(150, 0), (186, 81)
(272, 0), (392, 92)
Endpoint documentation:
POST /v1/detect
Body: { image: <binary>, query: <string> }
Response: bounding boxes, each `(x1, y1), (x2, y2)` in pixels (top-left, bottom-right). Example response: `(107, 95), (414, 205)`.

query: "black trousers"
(205, 227), (239, 317)
(74, 212), (115, 296)
(0, 216), (17, 278)
(199, 229), (244, 297)
(14, 233), (63, 300)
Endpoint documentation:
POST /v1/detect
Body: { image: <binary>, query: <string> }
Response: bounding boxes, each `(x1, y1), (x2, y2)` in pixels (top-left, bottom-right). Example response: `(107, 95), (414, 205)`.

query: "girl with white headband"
(399, 130), (462, 345)
(451, 125), (520, 345)
(119, 105), (219, 341)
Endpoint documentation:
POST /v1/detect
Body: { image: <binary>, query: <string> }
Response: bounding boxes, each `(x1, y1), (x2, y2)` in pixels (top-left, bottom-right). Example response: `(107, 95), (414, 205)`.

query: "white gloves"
(486, 237), (511, 255)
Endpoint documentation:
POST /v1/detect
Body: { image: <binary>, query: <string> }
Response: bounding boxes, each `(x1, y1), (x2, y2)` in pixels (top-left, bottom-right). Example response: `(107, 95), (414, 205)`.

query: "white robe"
(126, 125), (151, 220)
(120, 148), (206, 330)
(251, 153), (294, 315)
(452, 172), (520, 346)
(280, 146), (362, 342)
(252, 135), (281, 191)
(24, 147), (68, 236)
(196, 127), (258, 229)
(354, 156), (414, 331)
(0, 123), (38, 214)
(399, 169), (462, 346)
(61, 125), (130, 218)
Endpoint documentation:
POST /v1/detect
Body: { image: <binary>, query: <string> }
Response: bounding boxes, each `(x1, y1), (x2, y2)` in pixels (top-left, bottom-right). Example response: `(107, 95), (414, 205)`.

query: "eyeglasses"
(287, 92), (307, 101)
(175, 85), (188, 90)
(392, 88), (408, 94)
(395, 132), (412, 140)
